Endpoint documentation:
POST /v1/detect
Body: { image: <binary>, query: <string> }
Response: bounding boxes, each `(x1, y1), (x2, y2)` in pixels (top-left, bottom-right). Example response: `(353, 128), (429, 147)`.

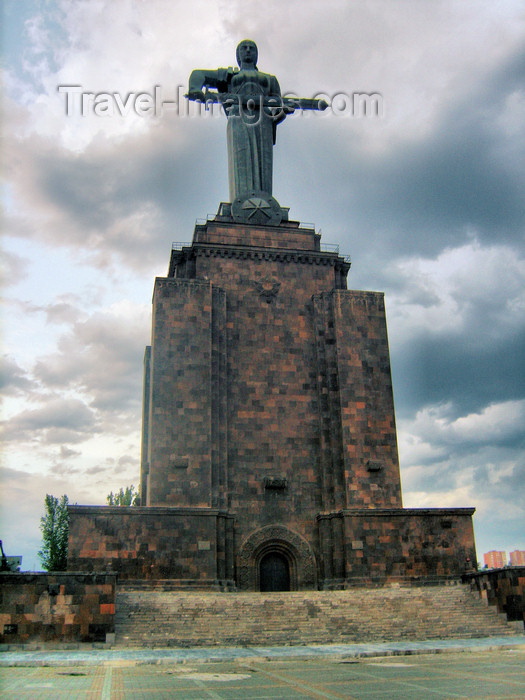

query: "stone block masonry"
(465, 566), (525, 628)
(318, 508), (476, 587)
(0, 572), (116, 645)
(67, 210), (477, 589)
(67, 506), (235, 585)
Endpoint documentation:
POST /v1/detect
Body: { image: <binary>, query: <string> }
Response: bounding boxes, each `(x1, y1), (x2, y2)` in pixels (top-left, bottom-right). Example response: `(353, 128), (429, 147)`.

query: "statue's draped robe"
(226, 68), (281, 200)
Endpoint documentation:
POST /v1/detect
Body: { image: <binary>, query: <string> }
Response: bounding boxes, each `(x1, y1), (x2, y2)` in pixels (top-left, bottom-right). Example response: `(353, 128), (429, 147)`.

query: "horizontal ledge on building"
(0, 571), (117, 581)
(155, 276), (211, 287)
(321, 574), (464, 589)
(316, 507), (476, 520)
(194, 215), (314, 234)
(119, 578), (236, 590)
(171, 244), (350, 267)
(68, 505), (234, 517)
(313, 290), (385, 310)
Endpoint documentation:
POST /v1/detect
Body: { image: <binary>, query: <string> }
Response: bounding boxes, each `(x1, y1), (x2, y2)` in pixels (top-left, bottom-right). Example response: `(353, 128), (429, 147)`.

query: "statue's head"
(236, 39), (258, 68)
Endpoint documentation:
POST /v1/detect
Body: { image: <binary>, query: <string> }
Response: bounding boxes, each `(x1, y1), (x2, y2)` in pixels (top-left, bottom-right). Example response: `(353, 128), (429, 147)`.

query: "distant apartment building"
(483, 550), (506, 568)
(509, 550), (525, 566)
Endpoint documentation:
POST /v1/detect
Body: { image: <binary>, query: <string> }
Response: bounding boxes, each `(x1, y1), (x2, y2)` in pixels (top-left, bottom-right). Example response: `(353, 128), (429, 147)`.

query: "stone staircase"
(115, 583), (521, 648)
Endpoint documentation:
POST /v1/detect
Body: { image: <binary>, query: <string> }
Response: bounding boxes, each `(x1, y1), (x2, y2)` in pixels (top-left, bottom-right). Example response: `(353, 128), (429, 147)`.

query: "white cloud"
(388, 242), (525, 343)
(399, 400), (525, 462)
(448, 400), (525, 443)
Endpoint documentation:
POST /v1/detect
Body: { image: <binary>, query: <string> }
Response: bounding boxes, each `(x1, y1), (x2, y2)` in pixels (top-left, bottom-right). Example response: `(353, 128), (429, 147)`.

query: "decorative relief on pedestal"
(349, 292), (385, 312)
(169, 455), (189, 469)
(195, 247), (340, 266)
(254, 277), (281, 303)
(366, 460), (383, 472)
(263, 477), (287, 489)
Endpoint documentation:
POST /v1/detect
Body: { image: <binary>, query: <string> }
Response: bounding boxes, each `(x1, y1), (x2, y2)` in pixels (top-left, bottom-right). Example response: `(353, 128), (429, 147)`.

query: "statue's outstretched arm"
(187, 68), (234, 101)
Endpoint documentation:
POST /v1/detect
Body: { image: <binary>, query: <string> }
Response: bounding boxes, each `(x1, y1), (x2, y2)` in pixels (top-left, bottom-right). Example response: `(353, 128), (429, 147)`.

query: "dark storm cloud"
(275, 44), (525, 431)
(392, 328), (525, 418)
(8, 39), (522, 279)
(6, 119), (226, 271)
(383, 241), (524, 423)
(276, 43), (525, 270)
(366, 39), (524, 252)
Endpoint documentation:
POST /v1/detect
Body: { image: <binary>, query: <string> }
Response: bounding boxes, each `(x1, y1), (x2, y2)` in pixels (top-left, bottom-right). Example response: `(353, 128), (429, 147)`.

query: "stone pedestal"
(68, 208), (477, 588)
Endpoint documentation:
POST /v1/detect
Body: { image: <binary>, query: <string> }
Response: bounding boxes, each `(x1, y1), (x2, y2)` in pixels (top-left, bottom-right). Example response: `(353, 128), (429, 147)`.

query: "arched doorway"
(259, 551), (290, 591)
(237, 525), (317, 591)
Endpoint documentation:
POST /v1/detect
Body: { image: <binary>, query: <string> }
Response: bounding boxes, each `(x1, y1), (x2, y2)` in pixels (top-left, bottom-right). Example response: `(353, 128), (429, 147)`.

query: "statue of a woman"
(187, 41), (325, 224)
(187, 40), (286, 202)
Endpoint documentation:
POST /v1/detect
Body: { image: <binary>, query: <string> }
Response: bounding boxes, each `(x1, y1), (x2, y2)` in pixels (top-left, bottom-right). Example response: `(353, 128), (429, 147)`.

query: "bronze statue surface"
(187, 40), (326, 224)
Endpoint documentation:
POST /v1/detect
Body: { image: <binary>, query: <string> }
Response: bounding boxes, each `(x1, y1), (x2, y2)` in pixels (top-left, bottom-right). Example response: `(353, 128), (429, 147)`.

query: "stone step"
(114, 585), (520, 647)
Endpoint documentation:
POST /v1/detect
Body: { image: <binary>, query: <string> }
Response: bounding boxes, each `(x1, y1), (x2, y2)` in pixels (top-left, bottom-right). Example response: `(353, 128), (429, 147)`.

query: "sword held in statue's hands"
(186, 90), (328, 114)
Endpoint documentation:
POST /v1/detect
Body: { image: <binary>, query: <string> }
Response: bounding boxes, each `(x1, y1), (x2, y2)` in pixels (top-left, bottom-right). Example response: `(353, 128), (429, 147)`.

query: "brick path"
(1, 646), (525, 698)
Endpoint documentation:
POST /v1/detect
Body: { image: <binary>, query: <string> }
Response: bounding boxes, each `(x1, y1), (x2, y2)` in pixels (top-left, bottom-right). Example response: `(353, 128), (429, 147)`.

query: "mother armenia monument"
(67, 41), (476, 591)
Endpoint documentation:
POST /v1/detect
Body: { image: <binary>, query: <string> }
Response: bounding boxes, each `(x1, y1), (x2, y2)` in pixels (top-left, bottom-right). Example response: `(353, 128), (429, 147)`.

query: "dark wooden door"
(259, 552), (290, 591)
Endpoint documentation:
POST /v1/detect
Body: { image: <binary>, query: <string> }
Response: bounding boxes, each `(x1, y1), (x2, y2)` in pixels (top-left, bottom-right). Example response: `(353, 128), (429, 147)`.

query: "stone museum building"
(67, 40), (477, 591)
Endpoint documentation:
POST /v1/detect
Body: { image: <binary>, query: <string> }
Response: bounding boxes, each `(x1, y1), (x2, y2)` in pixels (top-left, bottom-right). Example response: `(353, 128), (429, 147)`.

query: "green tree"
(38, 494), (69, 571)
(106, 484), (140, 506)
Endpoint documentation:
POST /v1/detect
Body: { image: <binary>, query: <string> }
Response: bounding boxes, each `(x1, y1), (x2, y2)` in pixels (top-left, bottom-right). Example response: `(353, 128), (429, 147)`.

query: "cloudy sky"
(1, 0), (524, 570)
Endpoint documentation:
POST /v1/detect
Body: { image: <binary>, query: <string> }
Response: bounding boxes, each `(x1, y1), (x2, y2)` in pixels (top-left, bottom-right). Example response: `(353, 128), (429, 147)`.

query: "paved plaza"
(1, 638), (524, 699)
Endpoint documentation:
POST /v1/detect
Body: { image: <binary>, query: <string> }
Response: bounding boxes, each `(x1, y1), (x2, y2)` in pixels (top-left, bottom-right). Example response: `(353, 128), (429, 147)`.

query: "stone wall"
(0, 572), (115, 645)
(191, 217), (322, 251)
(318, 508), (477, 587)
(67, 505), (476, 589)
(67, 506), (235, 585)
(464, 567), (525, 627)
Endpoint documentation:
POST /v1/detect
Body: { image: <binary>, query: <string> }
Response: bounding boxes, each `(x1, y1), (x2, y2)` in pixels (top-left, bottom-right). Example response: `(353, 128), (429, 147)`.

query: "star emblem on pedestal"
(241, 197), (272, 220)
(231, 191), (283, 226)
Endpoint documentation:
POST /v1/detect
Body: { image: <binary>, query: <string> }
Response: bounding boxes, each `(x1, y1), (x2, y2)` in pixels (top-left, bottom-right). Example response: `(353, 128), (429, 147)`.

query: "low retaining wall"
(67, 505), (235, 584)
(0, 572), (116, 645)
(318, 508), (477, 587)
(463, 567), (525, 628)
